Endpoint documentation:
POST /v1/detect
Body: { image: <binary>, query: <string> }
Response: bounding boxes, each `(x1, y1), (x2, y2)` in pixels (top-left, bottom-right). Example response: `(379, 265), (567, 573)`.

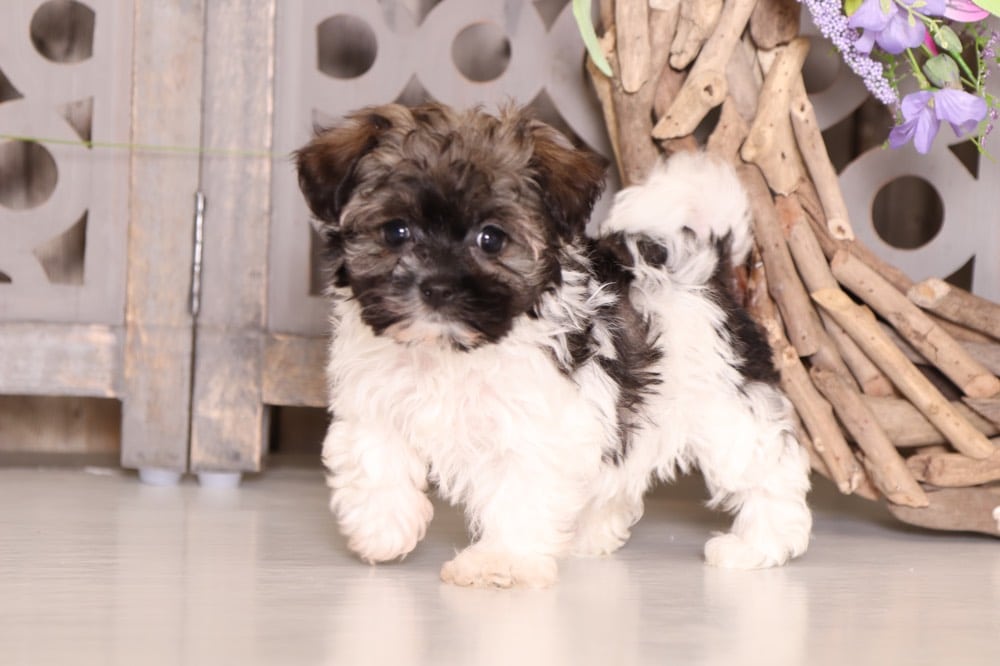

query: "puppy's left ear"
(528, 123), (608, 240)
(295, 109), (393, 225)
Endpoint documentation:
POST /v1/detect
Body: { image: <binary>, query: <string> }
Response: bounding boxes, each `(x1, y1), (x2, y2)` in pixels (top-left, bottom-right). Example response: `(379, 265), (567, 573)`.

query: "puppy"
(296, 103), (811, 588)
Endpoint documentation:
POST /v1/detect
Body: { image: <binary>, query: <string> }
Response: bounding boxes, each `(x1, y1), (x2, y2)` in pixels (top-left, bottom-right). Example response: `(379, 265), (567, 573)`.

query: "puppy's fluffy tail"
(598, 151), (752, 284)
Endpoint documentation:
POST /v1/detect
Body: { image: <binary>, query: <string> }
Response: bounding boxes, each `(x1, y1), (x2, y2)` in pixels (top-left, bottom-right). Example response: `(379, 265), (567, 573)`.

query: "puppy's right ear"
(295, 110), (393, 224)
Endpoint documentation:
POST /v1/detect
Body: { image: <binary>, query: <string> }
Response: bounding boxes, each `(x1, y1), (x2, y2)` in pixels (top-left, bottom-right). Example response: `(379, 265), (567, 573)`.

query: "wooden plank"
(191, 329), (268, 472)
(0, 322), (120, 397)
(964, 397), (1000, 429)
(864, 395), (998, 448)
(262, 333), (327, 408)
(119, 1), (205, 472)
(887, 486), (1000, 537)
(0, 396), (119, 454)
(188, 0), (276, 474)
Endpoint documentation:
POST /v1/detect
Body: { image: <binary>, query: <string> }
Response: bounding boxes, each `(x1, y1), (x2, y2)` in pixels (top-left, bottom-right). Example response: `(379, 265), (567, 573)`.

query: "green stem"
(905, 48), (932, 89)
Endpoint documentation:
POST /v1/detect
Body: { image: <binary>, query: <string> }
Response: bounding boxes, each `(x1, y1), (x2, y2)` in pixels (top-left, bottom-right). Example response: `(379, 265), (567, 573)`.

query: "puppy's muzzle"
(419, 277), (456, 309)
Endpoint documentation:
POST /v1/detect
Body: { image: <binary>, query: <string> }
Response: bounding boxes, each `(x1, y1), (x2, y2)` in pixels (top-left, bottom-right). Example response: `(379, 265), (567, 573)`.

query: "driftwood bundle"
(589, 0), (1000, 536)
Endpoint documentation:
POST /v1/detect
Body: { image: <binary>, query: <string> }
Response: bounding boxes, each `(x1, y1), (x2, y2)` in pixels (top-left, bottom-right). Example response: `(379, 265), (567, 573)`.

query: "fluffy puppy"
(296, 103), (811, 588)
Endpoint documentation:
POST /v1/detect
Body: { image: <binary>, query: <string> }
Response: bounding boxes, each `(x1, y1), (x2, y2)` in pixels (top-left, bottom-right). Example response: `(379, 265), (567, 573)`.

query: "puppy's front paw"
(332, 485), (434, 564)
(704, 531), (807, 570)
(440, 548), (557, 589)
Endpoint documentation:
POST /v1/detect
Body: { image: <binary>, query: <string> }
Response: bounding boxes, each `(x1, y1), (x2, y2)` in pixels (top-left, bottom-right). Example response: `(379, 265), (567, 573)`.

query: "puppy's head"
(296, 103), (606, 349)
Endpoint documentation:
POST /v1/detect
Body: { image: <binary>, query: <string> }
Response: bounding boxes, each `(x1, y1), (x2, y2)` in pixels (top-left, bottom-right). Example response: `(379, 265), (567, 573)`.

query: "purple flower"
(849, 0), (946, 54)
(801, 0), (898, 105)
(889, 89), (988, 153)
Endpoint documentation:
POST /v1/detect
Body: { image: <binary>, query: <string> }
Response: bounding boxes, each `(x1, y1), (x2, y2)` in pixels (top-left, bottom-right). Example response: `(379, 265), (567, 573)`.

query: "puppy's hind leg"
(323, 419), (434, 564)
(694, 385), (812, 569)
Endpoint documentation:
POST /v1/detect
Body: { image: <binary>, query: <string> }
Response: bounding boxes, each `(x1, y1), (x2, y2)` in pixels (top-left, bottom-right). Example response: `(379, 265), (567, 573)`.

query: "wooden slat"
(120, 1), (205, 472)
(262, 334), (327, 408)
(0, 323), (120, 397)
(188, 0), (276, 473)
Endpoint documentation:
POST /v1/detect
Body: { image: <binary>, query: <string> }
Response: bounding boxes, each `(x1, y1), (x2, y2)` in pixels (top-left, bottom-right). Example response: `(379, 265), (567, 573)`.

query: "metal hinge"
(190, 191), (206, 317)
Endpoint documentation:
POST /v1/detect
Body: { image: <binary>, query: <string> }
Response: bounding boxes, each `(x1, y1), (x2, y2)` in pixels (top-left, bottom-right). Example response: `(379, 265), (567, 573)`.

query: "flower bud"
(922, 54), (960, 88)
(932, 25), (963, 55)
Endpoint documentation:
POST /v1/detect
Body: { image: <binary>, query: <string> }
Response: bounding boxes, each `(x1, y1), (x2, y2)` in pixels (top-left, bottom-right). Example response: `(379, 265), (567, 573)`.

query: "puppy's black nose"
(419, 278), (455, 308)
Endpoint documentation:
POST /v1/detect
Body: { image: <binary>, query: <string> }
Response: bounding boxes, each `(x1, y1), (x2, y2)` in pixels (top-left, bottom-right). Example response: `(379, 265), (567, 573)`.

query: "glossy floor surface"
(2, 465), (998, 666)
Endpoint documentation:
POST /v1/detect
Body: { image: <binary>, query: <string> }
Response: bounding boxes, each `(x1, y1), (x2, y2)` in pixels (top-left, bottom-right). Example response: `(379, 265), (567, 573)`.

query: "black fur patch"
(586, 235), (663, 463)
(708, 239), (779, 385)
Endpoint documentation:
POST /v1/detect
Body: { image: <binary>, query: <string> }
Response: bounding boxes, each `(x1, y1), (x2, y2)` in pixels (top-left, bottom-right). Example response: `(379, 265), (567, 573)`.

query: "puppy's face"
(296, 104), (606, 349)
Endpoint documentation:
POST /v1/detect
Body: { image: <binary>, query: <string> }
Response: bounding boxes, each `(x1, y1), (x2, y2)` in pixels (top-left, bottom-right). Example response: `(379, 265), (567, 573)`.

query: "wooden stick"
(652, 0), (756, 139)
(724, 35), (763, 123)
(706, 96), (751, 165)
(586, 31), (625, 181)
(779, 199), (895, 395)
(805, 433), (881, 501)
(906, 445), (1000, 487)
(908, 278), (1000, 340)
(746, 260), (863, 493)
(749, 0), (802, 49)
(963, 342), (1000, 376)
(609, 7), (680, 184)
(789, 81), (855, 240)
(812, 288), (997, 459)
(616, 0), (651, 93)
(599, 0), (615, 31)
(775, 196), (857, 385)
(741, 39), (809, 195)
(887, 485), (1000, 537)
(879, 321), (1000, 375)
(739, 165), (826, 357)
(811, 368), (928, 507)
(669, 0), (723, 70)
(830, 250), (1000, 398)
(864, 395), (998, 448)
(964, 397), (1000, 429)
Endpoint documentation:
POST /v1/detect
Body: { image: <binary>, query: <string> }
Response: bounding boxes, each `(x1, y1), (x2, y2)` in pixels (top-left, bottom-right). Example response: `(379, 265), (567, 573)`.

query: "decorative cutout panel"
(0, 0), (133, 324)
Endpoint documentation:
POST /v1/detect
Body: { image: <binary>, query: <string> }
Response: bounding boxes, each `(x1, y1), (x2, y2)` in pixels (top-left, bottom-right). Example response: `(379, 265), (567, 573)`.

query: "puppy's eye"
(476, 225), (506, 254)
(381, 220), (411, 247)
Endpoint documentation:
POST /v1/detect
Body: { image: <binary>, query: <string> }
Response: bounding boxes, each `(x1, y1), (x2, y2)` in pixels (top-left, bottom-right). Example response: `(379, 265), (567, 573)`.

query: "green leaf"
(971, 0), (1000, 18)
(844, 0), (863, 15)
(932, 25), (963, 55)
(572, 0), (612, 77)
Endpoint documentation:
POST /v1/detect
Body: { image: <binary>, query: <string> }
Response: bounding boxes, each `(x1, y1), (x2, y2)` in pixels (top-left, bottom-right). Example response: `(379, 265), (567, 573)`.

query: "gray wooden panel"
(189, 0), (276, 473)
(190, 329), (268, 472)
(0, 322), (120, 397)
(262, 333), (327, 408)
(120, 326), (193, 471)
(119, 1), (205, 472)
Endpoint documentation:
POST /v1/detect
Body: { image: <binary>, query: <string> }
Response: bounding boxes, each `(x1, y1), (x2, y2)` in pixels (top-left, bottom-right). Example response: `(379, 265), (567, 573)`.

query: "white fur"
(321, 152), (811, 587)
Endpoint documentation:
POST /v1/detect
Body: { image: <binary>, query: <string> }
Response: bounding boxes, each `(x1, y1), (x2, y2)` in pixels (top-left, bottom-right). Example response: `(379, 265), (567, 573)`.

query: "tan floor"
(1, 464), (997, 666)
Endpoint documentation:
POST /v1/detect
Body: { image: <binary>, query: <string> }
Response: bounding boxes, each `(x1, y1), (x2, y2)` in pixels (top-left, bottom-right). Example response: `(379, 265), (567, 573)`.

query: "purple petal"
(904, 0), (948, 16)
(848, 0), (894, 30)
(933, 88), (989, 135)
(912, 110), (942, 153)
(943, 0), (990, 21)
(888, 117), (919, 149)
(855, 29), (877, 53)
(901, 91), (934, 120)
(876, 14), (928, 54)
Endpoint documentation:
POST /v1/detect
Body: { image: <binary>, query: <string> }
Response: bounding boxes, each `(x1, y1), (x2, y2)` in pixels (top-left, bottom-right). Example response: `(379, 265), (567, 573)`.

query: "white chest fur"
(325, 299), (615, 499)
